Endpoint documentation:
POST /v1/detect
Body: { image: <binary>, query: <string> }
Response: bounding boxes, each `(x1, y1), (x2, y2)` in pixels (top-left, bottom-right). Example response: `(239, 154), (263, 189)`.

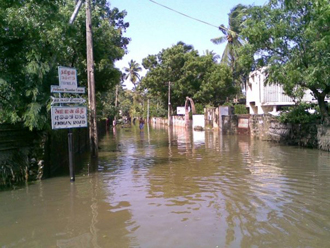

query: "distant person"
(139, 118), (144, 130)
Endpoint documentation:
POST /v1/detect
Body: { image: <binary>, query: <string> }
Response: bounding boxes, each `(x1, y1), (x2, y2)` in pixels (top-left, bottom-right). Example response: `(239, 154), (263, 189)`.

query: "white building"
(246, 67), (315, 115)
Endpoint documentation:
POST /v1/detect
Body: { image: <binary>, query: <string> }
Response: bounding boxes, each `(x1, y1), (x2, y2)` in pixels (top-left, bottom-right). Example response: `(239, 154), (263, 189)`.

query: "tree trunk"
(317, 94), (329, 124)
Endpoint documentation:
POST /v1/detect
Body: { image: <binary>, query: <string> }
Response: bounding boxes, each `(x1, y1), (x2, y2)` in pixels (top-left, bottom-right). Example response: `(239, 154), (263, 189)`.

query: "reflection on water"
(1, 124), (330, 247)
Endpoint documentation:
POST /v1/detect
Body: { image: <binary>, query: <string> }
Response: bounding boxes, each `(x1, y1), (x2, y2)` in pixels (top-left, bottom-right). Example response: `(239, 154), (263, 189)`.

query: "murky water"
(1, 124), (330, 248)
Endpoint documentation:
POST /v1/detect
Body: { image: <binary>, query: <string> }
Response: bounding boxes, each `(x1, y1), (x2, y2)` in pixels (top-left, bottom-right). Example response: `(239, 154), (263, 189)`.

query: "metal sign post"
(68, 129), (74, 182)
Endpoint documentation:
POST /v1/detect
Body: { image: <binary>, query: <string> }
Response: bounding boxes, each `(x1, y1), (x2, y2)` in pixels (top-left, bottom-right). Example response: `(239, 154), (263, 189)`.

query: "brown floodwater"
(1, 124), (330, 248)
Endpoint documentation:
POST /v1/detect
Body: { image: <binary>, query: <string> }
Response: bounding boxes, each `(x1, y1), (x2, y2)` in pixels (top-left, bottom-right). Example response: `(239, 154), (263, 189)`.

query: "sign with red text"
(58, 66), (77, 89)
(51, 106), (87, 129)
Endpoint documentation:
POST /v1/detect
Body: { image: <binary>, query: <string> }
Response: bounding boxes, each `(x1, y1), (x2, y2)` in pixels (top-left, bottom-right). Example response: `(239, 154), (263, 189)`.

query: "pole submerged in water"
(68, 129), (75, 182)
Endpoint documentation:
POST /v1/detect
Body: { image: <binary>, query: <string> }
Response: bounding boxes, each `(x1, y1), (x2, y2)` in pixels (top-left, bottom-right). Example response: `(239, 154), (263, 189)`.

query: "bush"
(279, 103), (321, 124)
(223, 102), (233, 107)
(194, 103), (204, 114)
(234, 104), (248, 114)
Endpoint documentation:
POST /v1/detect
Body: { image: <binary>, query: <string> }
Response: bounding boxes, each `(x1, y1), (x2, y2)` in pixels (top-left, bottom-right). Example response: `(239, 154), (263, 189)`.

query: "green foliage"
(238, 0), (330, 120)
(223, 102), (233, 107)
(124, 60), (142, 89)
(0, 147), (43, 190)
(211, 4), (248, 91)
(234, 104), (248, 114)
(194, 103), (204, 114)
(0, 150), (28, 189)
(0, 0), (129, 130)
(279, 103), (321, 124)
(119, 91), (134, 117)
(141, 42), (237, 113)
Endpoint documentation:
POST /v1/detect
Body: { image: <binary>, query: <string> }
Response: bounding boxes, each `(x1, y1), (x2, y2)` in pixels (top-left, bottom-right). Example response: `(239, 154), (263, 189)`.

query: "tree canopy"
(0, 0), (129, 130)
(140, 42), (237, 112)
(238, 0), (330, 121)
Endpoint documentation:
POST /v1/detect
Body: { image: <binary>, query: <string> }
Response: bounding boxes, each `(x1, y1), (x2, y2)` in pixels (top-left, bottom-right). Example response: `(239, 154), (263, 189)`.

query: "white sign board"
(51, 85), (85, 94)
(238, 118), (249, 129)
(177, 106), (190, 115)
(58, 66), (77, 89)
(51, 106), (88, 129)
(51, 97), (86, 105)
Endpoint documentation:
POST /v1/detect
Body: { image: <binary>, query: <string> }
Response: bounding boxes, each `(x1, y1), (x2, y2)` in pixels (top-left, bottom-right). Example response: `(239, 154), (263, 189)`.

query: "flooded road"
(1, 124), (330, 248)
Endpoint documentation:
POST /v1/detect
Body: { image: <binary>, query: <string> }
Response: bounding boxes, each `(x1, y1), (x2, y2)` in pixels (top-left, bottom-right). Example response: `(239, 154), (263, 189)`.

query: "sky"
(108, 0), (267, 89)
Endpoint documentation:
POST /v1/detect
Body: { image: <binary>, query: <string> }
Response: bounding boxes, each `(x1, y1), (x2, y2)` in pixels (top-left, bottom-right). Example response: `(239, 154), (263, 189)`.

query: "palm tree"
(211, 4), (247, 69)
(124, 60), (142, 89)
(203, 50), (220, 62)
(211, 4), (247, 93)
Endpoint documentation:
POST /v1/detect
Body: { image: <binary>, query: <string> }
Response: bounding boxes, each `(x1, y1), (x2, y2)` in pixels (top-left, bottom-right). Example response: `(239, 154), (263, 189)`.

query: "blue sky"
(108, 0), (267, 89)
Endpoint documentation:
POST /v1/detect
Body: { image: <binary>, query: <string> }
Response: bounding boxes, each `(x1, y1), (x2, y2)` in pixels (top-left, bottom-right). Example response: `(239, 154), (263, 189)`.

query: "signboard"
(58, 66), (77, 89)
(51, 106), (87, 129)
(177, 106), (190, 115)
(51, 85), (85, 94)
(51, 97), (86, 105)
(238, 118), (249, 129)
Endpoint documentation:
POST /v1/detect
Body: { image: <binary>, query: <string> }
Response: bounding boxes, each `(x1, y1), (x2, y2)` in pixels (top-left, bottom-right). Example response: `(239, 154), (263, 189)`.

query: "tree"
(238, 0), (330, 122)
(0, 0), (129, 130)
(211, 4), (248, 92)
(203, 50), (220, 62)
(141, 42), (237, 111)
(124, 60), (142, 89)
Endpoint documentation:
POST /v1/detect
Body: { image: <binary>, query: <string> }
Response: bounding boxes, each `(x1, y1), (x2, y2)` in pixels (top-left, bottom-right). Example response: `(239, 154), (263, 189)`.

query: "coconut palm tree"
(211, 4), (248, 93)
(203, 50), (220, 62)
(211, 4), (247, 69)
(124, 60), (142, 89)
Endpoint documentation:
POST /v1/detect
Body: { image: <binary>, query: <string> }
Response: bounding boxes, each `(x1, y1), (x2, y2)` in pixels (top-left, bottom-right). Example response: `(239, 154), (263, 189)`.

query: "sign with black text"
(51, 85), (85, 94)
(51, 106), (87, 129)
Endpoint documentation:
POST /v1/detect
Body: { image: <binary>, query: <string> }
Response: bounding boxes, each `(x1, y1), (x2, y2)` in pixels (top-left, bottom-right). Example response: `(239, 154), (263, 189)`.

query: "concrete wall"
(152, 117), (168, 125)
(220, 114), (330, 151)
(192, 115), (205, 129)
(151, 114), (330, 152)
(222, 115), (238, 135)
(172, 115), (185, 127)
(152, 115), (205, 129)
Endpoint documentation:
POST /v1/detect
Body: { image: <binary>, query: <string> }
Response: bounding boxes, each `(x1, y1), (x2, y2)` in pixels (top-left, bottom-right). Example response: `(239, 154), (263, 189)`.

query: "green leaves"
(239, 0), (330, 120)
(140, 42), (236, 110)
(1, 0), (129, 130)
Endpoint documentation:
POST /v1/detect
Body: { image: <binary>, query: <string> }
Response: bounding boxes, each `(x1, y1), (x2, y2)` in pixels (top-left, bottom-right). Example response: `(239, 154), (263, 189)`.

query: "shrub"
(279, 103), (321, 124)
(194, 103), (204, 114)
(223, 102), (233, 107)
(234, 104), (248, 114)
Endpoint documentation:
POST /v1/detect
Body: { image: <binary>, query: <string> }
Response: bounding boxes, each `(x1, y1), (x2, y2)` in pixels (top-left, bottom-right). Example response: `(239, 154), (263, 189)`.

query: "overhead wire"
(148, 0), (219, 29)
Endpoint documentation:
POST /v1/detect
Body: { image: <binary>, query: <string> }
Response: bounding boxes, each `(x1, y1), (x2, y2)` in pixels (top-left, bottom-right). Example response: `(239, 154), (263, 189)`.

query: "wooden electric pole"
(168, 82), (172, 126)
(86, 0), (98, 157)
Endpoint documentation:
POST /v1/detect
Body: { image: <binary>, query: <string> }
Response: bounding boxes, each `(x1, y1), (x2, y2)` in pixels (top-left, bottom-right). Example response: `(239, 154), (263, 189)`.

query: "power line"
(149, 0), (219, 29)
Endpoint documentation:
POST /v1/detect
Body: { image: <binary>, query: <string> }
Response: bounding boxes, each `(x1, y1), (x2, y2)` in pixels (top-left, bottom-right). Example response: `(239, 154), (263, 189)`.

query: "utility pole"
(86, 0), (98, 157)
(168, 82), (172, 126)
(147, 98), (150, 124)
(70, 0), (98, 158)
(115, 84), (118, 121)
